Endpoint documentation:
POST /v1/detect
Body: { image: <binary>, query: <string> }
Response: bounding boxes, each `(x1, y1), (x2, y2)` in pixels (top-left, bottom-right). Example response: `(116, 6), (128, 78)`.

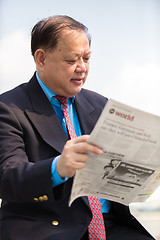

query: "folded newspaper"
(69, 99), (160, 206)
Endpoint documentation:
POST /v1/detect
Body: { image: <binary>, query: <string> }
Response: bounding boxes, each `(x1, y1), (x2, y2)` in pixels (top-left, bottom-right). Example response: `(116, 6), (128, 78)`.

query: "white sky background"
(0, 0), (160, 114)
(0, 0), (160, 200)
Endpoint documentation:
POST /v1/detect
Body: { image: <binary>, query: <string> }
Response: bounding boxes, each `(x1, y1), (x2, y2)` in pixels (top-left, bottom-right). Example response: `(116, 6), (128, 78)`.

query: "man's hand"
(56, 135), (102, 178)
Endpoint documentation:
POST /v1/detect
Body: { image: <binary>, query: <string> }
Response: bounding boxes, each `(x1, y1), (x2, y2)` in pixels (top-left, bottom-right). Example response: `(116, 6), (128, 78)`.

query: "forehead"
(56, 29), (90, 53)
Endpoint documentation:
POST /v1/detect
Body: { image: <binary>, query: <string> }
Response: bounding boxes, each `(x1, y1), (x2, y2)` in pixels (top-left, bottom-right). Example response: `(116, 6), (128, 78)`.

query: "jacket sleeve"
(0, 101), (57, 203)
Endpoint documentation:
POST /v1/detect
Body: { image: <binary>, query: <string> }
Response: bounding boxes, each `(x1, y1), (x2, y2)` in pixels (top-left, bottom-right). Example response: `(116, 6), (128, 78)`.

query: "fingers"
(67, 135), (103, 155)
(69, 135), (89, 143)
(56, 135), (103, 178)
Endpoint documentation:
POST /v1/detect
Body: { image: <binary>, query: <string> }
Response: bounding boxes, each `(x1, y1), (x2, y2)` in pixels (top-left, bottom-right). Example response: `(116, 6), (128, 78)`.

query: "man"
(0, 15), (155, 240)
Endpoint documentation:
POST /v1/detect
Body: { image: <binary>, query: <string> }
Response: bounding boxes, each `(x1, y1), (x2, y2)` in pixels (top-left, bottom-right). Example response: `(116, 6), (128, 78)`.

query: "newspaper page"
(69, 99), (160, 206)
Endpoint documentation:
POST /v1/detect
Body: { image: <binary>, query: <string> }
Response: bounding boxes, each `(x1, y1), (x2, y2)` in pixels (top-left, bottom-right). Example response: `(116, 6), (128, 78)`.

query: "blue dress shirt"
(36, 72), (111, 213)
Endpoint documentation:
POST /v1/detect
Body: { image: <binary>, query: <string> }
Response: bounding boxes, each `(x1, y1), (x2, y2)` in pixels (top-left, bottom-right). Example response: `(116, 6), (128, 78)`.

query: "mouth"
(70, 79), (83, 85)
(71, 75), (85, 84)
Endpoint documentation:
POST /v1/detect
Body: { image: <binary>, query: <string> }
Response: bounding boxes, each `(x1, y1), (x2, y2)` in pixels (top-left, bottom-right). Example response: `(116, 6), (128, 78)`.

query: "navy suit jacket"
(0, 73), (154, 239)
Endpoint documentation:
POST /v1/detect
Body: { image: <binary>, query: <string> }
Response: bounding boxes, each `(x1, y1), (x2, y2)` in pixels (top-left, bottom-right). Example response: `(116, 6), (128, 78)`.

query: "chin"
(68, 87), (82, 97)
(74, 87), (83, 95)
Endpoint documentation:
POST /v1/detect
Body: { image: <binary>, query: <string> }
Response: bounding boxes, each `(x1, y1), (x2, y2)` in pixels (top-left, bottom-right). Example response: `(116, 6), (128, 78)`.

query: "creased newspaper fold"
(69, 99), (160, 206)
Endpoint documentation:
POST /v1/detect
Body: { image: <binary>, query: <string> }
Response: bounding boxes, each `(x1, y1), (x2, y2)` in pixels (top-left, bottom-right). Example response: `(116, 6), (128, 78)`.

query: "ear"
(34, 49), (46, 71)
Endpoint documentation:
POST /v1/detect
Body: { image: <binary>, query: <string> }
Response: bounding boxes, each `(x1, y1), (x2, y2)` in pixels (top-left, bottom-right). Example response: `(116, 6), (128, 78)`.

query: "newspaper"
(69, 99), (160, 206)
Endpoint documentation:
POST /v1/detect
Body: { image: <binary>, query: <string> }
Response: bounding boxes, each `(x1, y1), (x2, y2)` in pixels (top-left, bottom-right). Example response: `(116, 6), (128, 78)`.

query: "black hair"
(31, 15), (91, 57)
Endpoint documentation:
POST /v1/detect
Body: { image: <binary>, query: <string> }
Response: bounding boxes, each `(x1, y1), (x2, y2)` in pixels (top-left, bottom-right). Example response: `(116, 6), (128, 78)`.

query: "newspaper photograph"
(69, 99), (160, 206)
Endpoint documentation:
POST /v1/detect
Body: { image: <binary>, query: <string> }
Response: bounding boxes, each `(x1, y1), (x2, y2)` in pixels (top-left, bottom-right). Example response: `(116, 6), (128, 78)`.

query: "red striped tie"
(55, 95), (106, 240)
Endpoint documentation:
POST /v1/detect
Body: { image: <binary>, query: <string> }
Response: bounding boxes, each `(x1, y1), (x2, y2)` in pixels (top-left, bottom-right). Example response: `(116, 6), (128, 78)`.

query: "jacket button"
(39, 196), (44, 201)
(43, 195), (48, 201)
(52, 220), (59, 226)
(33, 198), (39, 202)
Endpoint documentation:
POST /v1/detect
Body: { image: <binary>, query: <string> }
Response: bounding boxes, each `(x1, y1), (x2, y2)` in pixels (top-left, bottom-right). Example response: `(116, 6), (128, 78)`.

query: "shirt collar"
(36, 72), (75, 104)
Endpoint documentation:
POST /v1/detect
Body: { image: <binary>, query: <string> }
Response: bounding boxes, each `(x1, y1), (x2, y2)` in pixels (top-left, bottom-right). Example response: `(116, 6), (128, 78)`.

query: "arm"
(0, 102), (54, 202)
(0, 102), (102, 203)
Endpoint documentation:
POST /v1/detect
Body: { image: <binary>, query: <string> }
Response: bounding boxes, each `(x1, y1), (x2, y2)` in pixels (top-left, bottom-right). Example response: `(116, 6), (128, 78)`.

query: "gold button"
(33, 198), (39, 202)
(43, 195), (48, 201)
(52, 220), (59, 226)
(39, 196), (44, 201)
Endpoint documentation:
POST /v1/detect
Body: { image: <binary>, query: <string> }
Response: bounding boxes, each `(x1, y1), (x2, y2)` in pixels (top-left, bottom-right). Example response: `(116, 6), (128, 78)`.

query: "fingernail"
(98, 149), (103, 155)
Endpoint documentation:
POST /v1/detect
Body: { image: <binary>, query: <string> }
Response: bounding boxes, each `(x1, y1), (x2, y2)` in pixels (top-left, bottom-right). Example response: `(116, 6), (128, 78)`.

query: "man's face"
(39, 29), (90, 97)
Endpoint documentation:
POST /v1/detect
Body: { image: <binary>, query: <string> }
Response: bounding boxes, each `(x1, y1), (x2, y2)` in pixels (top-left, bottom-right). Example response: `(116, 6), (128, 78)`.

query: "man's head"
(31, 15), (91, 97)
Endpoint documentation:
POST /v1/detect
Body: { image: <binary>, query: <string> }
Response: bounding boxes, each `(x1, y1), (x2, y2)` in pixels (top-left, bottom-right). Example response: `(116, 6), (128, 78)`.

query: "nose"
(75, 58), (87, 73)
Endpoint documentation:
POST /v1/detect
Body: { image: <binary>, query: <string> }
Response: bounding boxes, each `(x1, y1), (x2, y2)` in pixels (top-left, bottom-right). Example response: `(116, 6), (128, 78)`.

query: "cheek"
(62, 65), (75, 74)
(85, 63), (89, 73)
(85, 65), (89, 76)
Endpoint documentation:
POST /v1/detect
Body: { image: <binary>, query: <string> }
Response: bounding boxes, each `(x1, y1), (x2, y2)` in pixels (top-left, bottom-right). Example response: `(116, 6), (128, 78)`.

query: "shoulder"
(0, 74), (36, 109)
(0, 83), (27, 103)
(77, 88), (108, 108)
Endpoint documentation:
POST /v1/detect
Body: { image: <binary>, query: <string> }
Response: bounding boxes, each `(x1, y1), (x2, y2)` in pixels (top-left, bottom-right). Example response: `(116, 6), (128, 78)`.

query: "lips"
(71, 79), (83, 85)
(71, 74), (85, 81)
(71, 78), (82, 81)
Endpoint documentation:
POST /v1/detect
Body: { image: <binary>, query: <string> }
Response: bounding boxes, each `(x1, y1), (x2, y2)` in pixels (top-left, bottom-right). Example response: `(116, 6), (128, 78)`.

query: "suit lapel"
(25, 75), (103, 153)
(25, 74), (67, 153)
(75, 90), (103, 135)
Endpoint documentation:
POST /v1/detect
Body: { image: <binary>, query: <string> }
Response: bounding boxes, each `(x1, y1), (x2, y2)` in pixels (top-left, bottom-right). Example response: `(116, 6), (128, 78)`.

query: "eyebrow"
(69, 51), (91, 57)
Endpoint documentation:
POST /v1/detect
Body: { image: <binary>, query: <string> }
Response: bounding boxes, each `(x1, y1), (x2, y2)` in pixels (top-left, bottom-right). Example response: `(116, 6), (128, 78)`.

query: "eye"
(83, 57), (90, 63)
(66, 59), (77, 65)
(83, 54), (91, 63)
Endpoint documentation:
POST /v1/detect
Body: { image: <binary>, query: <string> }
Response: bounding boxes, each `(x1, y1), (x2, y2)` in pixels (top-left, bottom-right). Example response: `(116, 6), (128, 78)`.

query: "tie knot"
(55, 95), (68, 105)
